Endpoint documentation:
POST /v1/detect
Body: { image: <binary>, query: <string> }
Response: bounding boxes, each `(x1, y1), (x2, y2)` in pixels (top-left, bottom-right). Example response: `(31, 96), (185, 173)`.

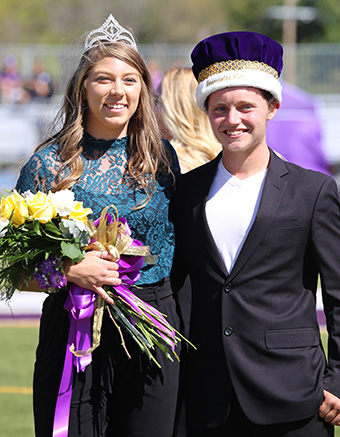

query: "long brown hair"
(37, 42), (172, 207)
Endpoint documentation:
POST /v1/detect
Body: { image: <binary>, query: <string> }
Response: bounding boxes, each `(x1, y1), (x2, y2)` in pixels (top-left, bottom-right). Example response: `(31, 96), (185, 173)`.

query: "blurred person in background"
(0, 54), (29, 104)
(266, 81), (332, 176)
(148, 59), (163, 91)
(25, 60), (54, 101)
(159, 67), (221, 173)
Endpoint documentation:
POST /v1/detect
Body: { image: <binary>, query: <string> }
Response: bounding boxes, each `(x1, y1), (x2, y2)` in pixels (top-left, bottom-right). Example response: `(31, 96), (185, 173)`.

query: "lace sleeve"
(15, 146), (61, 194)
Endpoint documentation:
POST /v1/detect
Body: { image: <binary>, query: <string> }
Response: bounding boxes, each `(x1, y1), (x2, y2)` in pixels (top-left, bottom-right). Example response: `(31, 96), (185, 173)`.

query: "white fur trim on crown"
(196, 69), (282, 112)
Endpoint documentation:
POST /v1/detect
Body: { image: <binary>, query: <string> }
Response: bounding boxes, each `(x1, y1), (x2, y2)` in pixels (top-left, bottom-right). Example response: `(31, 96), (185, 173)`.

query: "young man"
(171, 31), (340, 436)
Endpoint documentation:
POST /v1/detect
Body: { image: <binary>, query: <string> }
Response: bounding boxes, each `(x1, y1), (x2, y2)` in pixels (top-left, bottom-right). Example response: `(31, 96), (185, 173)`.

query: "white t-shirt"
(206, 159), (267, 273)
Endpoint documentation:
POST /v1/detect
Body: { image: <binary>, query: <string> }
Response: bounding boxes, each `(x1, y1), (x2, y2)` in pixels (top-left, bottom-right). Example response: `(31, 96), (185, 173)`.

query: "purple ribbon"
(52, 215), (144, 437)
(52, 285), (96, 437)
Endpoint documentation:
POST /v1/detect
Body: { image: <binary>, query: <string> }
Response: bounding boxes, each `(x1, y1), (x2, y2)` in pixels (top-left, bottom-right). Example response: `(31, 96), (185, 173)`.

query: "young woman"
(16, 15), (181, 437)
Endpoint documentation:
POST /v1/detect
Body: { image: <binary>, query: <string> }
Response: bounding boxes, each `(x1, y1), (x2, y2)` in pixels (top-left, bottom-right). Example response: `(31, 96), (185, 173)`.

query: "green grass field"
(0, 323), (38, 437)
(0, 324), (339, 436)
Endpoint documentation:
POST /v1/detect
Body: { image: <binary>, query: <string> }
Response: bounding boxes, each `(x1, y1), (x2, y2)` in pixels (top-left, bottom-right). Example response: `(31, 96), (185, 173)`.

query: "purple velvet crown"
(191, 31), (283, 80)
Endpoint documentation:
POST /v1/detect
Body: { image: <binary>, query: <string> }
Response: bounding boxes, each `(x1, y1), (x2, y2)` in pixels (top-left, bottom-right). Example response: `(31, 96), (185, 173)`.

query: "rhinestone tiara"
(83, 14), (138, 54)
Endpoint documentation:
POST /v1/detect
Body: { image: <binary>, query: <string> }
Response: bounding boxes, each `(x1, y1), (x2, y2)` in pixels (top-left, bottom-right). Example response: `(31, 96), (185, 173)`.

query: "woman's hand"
(64, 250), (121, 305)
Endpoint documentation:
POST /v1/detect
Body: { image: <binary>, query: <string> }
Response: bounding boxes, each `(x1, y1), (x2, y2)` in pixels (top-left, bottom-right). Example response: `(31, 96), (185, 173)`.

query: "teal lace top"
(15, 134), (180, 285)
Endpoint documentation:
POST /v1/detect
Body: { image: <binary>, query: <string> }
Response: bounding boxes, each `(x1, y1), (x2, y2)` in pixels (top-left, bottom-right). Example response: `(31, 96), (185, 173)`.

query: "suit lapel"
(192, 153), (230, 277)
(227, 151), (289, 281)
(190, 150), (289, 280)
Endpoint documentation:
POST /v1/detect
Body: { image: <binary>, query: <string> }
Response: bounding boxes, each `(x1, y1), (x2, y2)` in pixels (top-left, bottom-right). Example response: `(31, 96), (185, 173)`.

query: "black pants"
(33, 278), (181, 437)
(187, 394), (334, 437)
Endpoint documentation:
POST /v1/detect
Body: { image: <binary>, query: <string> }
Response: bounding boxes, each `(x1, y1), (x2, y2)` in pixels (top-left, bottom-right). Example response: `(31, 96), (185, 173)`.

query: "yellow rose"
(69, 202), (93, 222)
(0, 190), (28, 227)
(0, 196), (14, 220)
(26, 192), (56, 224)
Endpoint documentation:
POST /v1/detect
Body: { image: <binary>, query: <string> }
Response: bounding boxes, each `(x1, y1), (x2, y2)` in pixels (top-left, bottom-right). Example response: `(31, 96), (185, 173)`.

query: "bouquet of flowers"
(0, 189), (183, 367)
(1, 188), (191, 436)
(0, 189), (91, 299)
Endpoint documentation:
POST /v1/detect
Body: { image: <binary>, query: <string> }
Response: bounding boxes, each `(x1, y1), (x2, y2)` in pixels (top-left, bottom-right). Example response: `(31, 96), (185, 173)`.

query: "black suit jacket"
(171, 150), (340, 429)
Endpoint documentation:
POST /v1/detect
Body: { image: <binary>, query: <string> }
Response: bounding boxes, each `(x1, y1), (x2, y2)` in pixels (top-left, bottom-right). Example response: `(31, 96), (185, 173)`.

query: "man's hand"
(319, 389), (340, 426)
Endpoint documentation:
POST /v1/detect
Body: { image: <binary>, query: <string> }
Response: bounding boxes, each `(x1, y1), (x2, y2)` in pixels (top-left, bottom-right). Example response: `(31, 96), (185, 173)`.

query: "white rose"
(51, 190), (76, 217)
(59, 219), (91, 245)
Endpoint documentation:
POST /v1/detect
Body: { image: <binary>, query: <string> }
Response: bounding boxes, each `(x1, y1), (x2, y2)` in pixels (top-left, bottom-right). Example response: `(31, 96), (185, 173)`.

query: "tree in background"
(0, 0), (339, 45)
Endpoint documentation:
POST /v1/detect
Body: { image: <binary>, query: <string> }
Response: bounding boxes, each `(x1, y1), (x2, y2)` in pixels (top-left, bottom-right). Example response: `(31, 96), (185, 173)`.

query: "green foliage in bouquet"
(0, 189), (93, 300)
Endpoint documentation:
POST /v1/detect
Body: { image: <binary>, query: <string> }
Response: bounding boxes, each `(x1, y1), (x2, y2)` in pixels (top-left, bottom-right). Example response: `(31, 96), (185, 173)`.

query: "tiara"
(83, 14), (138, 53)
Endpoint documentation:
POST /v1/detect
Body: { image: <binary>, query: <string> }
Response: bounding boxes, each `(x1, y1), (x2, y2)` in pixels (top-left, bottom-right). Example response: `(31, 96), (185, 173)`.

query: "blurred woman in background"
(159, 67), (221, 173)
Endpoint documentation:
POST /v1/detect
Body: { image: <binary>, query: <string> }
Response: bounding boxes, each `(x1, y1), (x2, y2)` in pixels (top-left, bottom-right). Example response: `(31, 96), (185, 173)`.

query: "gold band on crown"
(197, 59), (279, 84)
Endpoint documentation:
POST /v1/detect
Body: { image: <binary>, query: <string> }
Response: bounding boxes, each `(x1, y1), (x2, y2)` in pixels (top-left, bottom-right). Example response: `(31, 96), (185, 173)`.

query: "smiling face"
(207, 86), (279, 157)
(84, 56), (142, 140)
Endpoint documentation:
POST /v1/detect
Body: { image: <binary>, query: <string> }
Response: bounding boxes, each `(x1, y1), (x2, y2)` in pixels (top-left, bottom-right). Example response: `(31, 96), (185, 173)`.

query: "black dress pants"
(187, 393), (334, 437)
(33, 279), (181, 437)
